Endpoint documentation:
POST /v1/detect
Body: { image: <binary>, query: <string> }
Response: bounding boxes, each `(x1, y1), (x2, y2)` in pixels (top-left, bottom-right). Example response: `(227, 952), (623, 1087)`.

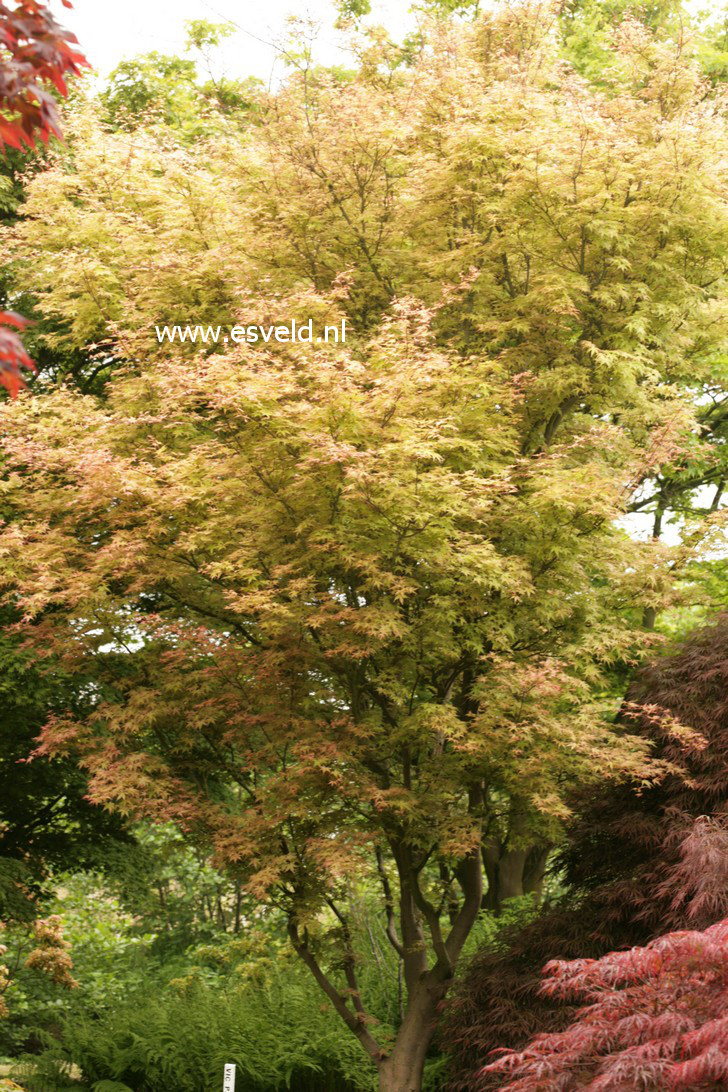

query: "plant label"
(223, 1063), (236, 1091)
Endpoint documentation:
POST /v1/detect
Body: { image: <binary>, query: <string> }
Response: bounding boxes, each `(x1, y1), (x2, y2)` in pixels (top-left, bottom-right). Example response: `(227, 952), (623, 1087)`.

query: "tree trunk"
(642, 503), (664, 630)
(496, 848), (529, 901)
(482, 841), (550, 912)
(378, 1047), (427, 1092)
(482, 843), (527, 911)
(377, 975), (444, 1092)
(523, 845), (550, 899)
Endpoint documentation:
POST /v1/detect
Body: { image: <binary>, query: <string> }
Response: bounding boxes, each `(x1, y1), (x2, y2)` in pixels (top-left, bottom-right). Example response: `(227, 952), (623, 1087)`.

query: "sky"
(55, 0), (719, 85)
(55, 0), (416, 86)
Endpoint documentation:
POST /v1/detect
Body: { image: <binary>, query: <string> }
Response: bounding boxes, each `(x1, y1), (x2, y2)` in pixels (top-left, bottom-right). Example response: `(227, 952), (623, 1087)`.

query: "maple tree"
(8, 0), (728, 887)
(0, 0), (87, 397)
(0, 292), (716, 1090)
(8, 6), (728, 591)
(1, 5), (728, 1090)
(444, 614), (728, 1089)
(480, 917), (728, 1091)
(0, 309), (33, 397)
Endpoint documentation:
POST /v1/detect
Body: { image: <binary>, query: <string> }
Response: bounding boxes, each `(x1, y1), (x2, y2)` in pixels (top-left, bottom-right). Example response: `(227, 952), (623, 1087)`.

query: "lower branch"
(287, 918), (383, 1062)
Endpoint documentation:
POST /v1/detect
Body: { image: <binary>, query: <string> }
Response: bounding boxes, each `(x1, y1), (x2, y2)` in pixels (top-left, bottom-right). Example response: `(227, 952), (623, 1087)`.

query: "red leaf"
(0, 311), (32, 331)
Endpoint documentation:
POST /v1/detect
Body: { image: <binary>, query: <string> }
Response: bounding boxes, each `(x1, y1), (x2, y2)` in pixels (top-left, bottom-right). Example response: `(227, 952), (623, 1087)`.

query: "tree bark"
(496, 847), (529, 901)
(523, 844), (550, 899)
(482, 843), (528, 911)
(377, 973), (446, 1092)
(642, 501), (664, 630)
(482, 840), (550, 912)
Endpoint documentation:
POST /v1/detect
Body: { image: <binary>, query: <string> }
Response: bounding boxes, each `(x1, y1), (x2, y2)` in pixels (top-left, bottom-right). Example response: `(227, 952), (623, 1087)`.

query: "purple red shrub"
(0, 1), (87, 396)
(444, 615), (728, 1089)
(482, 919), (728, 1091)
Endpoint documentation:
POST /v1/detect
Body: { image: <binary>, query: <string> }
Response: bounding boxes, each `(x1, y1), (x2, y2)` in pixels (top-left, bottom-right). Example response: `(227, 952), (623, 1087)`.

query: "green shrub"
(16, 966), (380, 1092)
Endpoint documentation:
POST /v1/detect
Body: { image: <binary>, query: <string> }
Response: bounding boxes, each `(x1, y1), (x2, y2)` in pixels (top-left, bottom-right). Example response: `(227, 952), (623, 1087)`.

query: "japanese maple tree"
(444, 615), (728, 1090)
(0, 309), (33, 397)
(481, 918), (728, 1090)
(0, 294), (706, 1091)
(0, 0), (87, 396)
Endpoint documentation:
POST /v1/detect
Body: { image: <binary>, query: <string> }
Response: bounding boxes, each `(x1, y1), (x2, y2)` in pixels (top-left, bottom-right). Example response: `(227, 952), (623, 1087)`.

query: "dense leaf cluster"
(0, 0), (86, 396)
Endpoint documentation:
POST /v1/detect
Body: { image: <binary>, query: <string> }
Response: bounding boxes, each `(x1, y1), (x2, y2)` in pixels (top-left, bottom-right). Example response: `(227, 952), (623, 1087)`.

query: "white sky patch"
(55, 0), (416, 85)
(54, 0), (723, 86)
(619, 482), (728, 560)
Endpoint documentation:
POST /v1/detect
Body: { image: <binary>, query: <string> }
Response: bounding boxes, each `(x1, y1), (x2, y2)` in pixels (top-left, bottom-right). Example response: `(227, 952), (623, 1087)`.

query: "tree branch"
(287, 919), (383, 1062)
(375, 846), (405, 958)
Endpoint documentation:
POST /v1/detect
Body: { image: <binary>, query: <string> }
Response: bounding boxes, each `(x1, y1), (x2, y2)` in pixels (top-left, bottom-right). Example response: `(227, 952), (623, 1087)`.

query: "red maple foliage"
(0, 0), (86, 150)
(481, 918), (728, 1091)
(0, 0), (88, 397)
(0, 309), (34, 396)
(444, 615), (728, 1089)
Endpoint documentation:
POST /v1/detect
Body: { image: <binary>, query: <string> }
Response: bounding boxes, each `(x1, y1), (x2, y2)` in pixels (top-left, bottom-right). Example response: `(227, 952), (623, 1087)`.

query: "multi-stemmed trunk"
(482, 807), (550, 914)
(289, 841), (484, 1092)
(482, 840), (550, 912)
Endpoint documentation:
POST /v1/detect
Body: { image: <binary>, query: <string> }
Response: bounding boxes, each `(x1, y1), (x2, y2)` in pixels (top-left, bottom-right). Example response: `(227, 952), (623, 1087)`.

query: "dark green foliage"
(5, 875), (530, 1089)
(0, 607), (129, 921)
(99, 823), (251, 957)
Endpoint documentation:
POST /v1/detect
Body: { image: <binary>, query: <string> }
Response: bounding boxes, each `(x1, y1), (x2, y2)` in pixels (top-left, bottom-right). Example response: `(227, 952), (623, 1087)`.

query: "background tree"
(0, 599), (130, 1045)
(100, 20), (260, 136)
(0, 605), (129, 916)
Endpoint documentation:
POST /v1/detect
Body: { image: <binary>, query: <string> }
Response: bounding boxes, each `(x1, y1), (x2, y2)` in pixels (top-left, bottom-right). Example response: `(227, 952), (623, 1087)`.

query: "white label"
(223, 1063), (236, 1091)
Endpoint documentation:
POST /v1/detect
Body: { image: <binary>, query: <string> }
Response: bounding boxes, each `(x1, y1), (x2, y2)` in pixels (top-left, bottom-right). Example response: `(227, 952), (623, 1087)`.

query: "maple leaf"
(480, 919), (728, 1091)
